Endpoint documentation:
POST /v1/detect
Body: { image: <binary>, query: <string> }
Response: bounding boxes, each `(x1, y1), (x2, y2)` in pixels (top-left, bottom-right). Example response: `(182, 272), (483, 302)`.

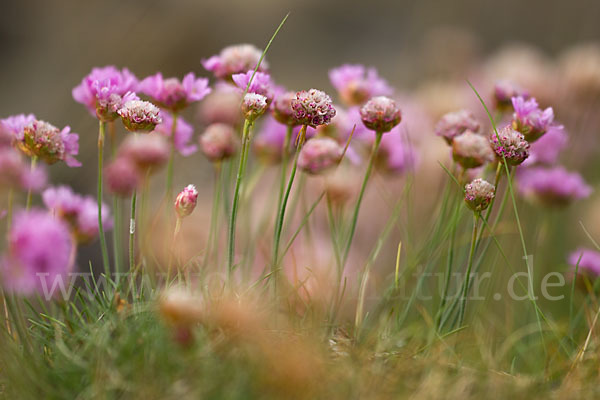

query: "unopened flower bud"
(241, 93), (268, 122)
(452, 131), (494, 169)
(298, 137), (343, 174)
(174, 184), (198, 218)
(489, 125), (530, 166)
(272, 91), (299, 126)
(117, 100), (162, 132)
(435, 110), (480, 144)
(359, 96), (401, 133)
(200, 123), (238, 162)
(464, 178), (495, 212)
(291, 89), (336, 127)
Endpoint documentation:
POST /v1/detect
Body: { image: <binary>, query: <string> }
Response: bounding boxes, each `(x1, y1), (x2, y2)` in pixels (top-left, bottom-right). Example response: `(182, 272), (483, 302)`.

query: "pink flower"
(0, 147), (47, 191)
(231, 70), (274, 101)
(435, 110), (480, 144)
(18, 120), (81, 167)
(489, 125), (530, 166)
(139, 72), (211, 111)
(511, 96), (554, 142)
(1, 210), (75, 296)
(199, 123), (238, 162)
(517, 166), (592, 206)
(569, 248), (600, 277)
(292, 89), (337, 128)
(1, 113), (36, 140)
(452, 131), (494, 169)
(377, 128), (418, 175)
(154, 112), (197, 156)
(118, 100), (162, 133)
(197, 83), (242, 126)
(202, 44), (267, 80)
(329, 64), (393, 106)
(118, 134), (170, 171)
(72, 66), (138, 119)
(464, 178), (495, 212)
(493, 80), (528, 111)
(174, 185), (198, 218)
(522, 124), (568, 166)
(105, 157), (141, 197)
(360, 96), (401, 133)
(242, 93), (268, 122)
(298, 137), (343, 175)
(253, 117), (302, 164)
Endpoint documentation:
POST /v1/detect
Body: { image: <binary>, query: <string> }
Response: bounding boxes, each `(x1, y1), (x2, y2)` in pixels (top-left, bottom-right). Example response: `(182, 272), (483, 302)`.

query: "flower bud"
(452, 131), (494, 169)
(511, 96), (553, 142)
(174, 184), (198, 218)
(291, 89), (336, 127)
(272, 91), (298, 126)
(359, 96), (401, 133)
(200, 123), (238, 162)
(489, 125), (530, 166)
(241, 93), (268, 122)
(493, 80), (527, 111)
(435, 110), (480, 144)
(464, 178), (495, 212)
(298, 138), (343, 175)
(117, 100), (162, 132)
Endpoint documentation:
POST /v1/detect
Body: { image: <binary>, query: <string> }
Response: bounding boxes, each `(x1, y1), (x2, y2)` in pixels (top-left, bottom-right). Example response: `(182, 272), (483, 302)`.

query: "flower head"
(0, 148), (46, 191)
(360, 96), (401, 133)
(522, 124), (568, 166)
(272, 91), (299, 126)
(376, 129), (418, 175)
(452, 131), (494, 169)
(231, 70), (274, 101)
(154, 112), (197, 156)
(199, 123), (238, 162)
(139, 72), (211, 111)
(489, 125), (530, 166)
(298, 137), (343, 174)
(569, 248), (600, 278)
(72, 66), (138, 120)
(292, 89), (336, 128)
(517, 166), (592, 206)
(464, 178), (495, 212)
(197, 84), (242, 126)
(493, 80), (528, 111)
(118, 134), (170, 171)
(435, 110), (480, 144)
(19, 120), (80, 167)
(242, 93), (268, 122)
(253, 117), (302, 164)
(118, 100), (162, 132)
(511, 96), (554, 142)
(1, 113), (36, 140)
(329, 64), (393, 106)
(202, 44), (267, 80)
(105, 157), (141, 197)
(1, 210), (74, 295)
(174, 185), (198, 218)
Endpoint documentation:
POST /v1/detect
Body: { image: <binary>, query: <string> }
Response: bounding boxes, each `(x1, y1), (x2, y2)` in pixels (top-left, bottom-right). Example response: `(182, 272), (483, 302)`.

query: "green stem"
(97, 122), (110, 277)
(342, 132), (382, 266)
(112, 196), (121, 282)
(458, 214), (479, 326)
(25, 156), (38, 210)
(228, 119), (252, 278)
(129, 190), (137, 273)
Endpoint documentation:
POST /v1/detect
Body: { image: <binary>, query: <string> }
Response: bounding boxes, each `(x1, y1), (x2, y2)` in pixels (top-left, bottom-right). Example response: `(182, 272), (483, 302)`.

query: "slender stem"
(203, 162), (222, 269)
(25, 156), (38, 210)
(272, 125), (307, 272)
(435, 202), (459, 330)
(165, 112), (178, 201)
(97, 122), (110, 277)
(129, 190), (137, 273)
(277, 125), (293, 210)
(112, 196), (121, 281)
(458, 214), (479, 326)
(342, 132), (382, 266)
(228, 119), (252, 278)
(167, 217), (182, 281)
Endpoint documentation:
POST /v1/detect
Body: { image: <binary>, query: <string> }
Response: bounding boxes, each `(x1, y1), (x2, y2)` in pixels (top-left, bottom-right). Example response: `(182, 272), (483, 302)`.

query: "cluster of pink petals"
(232, 70), (274, 101)
(197, 83), (242, 126)
(360, 96), (402, 133)
(522, 124), (568, 166)
(569, 248), (600, 277)
(19, 120), (80, 167)
(329, 64), (393, 106)
(493, 80), (528, 110)
(202, 44), (267, 80)
(139, 72), (211, 111)
(0, 147), (47, 191)
(292, 89), (337, 128)
(511, 96), (554, 142)
(434, 110), (480, 144)
(1, 210), (74, 296)
(43, 186), (112, 244)
(174, 184), (198, 218)
(117, 100), (162, 132)
(464, 178), (495, 212)
(72, 66), (138, 116)
(200, 123), (238, 162)
(118, 134), (170, 171)
(105, 157), (141, 197)
(154, 112), (197, 156)
(378, 129), (418, 175)
(517, 166), (592, 206)
(298, 137), (343, 174)
(1, 113), (37, 139)
(253, 117), (303, 163)
(489, 125), (530, 166)
(272, 91), (299, 126)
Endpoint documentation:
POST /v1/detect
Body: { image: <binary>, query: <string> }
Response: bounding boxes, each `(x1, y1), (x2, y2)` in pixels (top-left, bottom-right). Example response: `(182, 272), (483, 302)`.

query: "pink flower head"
(105, 157), (141, 197)
(231, 70), (274, 101)
(197, 84), (242, 126)
(271, 91), (299, 126)
(493, 80), (528, 111)
(360, 96), (401, 133)
(489, 125), (530, 166)
(377, 128), (418, 175)
(202, 44), (268, 80)
(511, 96), (554, 142)
(435, 110), (480, 144)
(464, 178), (495, 212)
(139, 72), (211, 111)
(1, 113), (36, 141)
(242, 93), (268, 122)
(174, 184), (198, 218)
(522, 124), (568, 166)
(253, 117), (302, 164)
(199, 123), (238, 162)
(298, 137), (343, 175)
(0, 147), (47, 191)
(118, 100), (162, 132)
(118, 134), (170, 171)
(154, 112), (197, 156)
(18, 120), (81, 167)
(329, 64), (393, 106)
(569, 248), (600, 278)
(452, 131), (495, 169)
(292, 89), (337, 128)
(72, 66), (138, 119)
(43, 186), (112, 244)
(517, 166), (592, 206)
(1, 209), (74, 296)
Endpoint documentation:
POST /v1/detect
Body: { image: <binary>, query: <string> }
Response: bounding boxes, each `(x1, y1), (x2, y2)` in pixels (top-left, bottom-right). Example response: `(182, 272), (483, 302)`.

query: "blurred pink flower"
(139, 72), (211, 111)
(329, 64), (393, 106)
(200, 123), (238, 163)
(19, 120), (80, 167)
(517, 166), (592, 206)
(292, 89), (336, 128)
(154, 112), (197, 156)
(118, 134), (170, 171)
(511, 96), (554, 142)
(174, 185), (198, 218)
(522, 124), (568, 166)
(0, 147), (47, 191)
(202, 44), (267, 80)
(569, 248), (600, 277)
(298, 137), (343, 175)
(105, 157), (141, 197)
(231, 70), (274, 101)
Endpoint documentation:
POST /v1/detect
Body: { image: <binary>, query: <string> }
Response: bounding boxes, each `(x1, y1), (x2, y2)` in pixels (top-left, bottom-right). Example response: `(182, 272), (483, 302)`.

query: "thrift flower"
(154, 112), (197, 156)
(1, 210), (74, 296)
(200, 123), (238, 162)
(329, 64), (393, 106)
(435, 110), (480, 144)
(202, 44), (267, 80)
(522, 124), (568, 166)
(511, 96), (554, 142)
(292, 89), (337, 128)
(19, 120), (81, 167)
(1, 113), (36, 140)
(493, 80), (528, 111)
(118, 100), (162, 132)
(105, 157), (142, 197)
(360, 96), (401, 133)
(298, 137), (343, 174)
(568, 248), (600, 278)
(242, 93), (268, 122)
(253, 117), (302, 163)
(517, 166), (592, 206)
(231, 70), (274, 101)
(0, 148), (46, 191)
(197, 84), (242, 125)
(139, 72), (211, 111)
(452, 131), (494, 169)
(118, 134), (170, 171)
(489, 125), (530, 166)
(272, 91), (299, 126)
(377, 129), (418, 174)
(174, 185), (198, 218)
(464, 178), (495, 212)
